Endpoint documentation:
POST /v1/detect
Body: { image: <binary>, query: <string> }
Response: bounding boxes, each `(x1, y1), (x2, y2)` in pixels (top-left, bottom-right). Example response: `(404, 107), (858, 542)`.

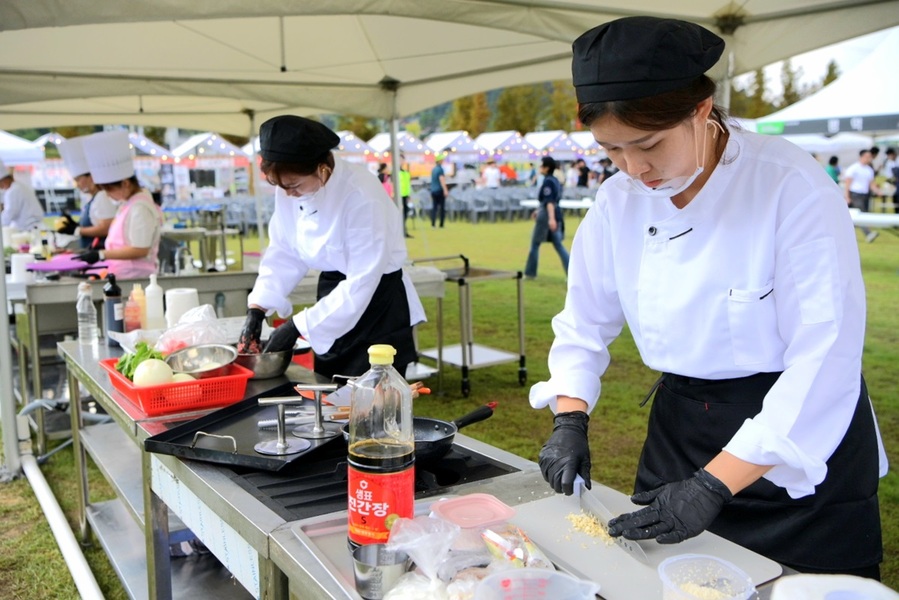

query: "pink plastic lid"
(431, 493), (516, 529)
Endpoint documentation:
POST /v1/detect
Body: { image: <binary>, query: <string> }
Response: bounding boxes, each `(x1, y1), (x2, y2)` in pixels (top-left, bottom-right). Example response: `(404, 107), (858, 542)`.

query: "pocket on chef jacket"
(728, 280), (779, 365)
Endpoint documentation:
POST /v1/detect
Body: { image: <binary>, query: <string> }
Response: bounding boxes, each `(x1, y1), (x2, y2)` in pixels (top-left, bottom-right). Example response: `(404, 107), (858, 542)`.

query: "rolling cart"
(415, 255), (526, 397)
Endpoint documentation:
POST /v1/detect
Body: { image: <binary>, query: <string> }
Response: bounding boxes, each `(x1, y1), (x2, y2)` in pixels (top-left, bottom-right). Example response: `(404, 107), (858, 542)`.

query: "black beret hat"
(572, 16), (724, 103)
(259, 115), (340, 163)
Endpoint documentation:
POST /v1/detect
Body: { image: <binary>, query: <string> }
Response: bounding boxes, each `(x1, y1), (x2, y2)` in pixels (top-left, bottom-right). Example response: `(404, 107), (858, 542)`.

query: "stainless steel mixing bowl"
(165, 343), (237, 379)
(234, 350), (293, 380)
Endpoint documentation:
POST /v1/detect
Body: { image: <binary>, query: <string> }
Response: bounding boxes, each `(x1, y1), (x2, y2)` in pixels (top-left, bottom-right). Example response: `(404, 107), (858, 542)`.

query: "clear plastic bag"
(155, 305), (229, 354)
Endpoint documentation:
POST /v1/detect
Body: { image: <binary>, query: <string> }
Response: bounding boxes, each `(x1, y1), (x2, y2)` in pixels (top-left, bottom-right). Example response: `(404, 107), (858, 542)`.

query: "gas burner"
(231, 446), (519, 522)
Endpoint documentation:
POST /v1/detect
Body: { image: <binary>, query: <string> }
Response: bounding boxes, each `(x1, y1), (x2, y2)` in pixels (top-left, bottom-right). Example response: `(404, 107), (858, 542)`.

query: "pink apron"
(104, 191), (163, 279)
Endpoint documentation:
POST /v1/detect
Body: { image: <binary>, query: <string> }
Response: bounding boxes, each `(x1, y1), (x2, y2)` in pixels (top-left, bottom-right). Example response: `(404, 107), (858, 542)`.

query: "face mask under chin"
(621, 119), (719, 199)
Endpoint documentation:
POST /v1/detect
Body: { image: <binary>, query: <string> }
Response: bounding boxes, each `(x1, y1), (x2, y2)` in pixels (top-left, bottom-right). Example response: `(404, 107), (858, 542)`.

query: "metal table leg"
(68, 364), (91, 543)
(28, 303), (46, 454)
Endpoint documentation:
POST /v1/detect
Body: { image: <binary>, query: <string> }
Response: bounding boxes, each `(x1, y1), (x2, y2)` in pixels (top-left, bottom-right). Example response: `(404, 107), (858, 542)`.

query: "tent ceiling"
(0, 0), (897, 134)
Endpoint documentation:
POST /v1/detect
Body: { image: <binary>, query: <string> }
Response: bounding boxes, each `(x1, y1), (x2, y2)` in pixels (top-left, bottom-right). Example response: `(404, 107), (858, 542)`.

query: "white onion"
(133, 359), (174, 387)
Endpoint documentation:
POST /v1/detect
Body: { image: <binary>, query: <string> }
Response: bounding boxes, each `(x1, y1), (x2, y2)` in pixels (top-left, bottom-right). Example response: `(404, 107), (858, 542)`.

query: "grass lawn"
(1, 210), (897, 596)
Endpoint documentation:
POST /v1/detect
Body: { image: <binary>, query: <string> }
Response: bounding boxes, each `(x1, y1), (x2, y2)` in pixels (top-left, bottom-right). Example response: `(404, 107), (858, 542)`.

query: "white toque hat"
(82, 130), (135, 184)
(58, 136), (91, 178)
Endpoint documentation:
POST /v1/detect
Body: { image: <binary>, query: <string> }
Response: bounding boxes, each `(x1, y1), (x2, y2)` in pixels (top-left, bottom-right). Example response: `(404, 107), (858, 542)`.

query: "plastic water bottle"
(76, 282), (98, 345)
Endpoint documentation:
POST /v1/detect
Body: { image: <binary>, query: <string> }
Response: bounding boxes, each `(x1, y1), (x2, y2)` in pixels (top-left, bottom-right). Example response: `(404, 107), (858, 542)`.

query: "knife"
(575, 476), (649, 565)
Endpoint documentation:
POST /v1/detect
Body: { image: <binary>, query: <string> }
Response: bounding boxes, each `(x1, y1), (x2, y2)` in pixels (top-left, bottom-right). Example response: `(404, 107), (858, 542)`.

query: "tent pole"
(389, 116), (402, 212)
(0, 226), (22, 477)
(720, 51), (734, 111)
(245, 110), (266, 252)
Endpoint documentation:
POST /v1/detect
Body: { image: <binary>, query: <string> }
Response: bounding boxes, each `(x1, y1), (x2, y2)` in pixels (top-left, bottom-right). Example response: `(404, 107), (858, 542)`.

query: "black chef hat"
(259, 115), (340, 163)
(572, 16), (724, 103)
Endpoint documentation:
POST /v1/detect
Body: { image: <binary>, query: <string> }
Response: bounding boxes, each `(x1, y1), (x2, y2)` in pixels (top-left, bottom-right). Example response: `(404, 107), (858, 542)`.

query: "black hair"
(828, 156), (839, 166)
(260, 153), (334, 186)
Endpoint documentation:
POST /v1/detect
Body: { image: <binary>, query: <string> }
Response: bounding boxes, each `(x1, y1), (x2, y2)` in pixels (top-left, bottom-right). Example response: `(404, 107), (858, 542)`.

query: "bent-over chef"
(238, 116), (426, 379)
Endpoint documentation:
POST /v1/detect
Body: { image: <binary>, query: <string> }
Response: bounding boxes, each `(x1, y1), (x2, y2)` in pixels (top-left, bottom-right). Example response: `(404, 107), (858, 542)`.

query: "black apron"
(636, 372), (882, 574)
(79, 193), (106, 250)
(313, 269), (416, 379)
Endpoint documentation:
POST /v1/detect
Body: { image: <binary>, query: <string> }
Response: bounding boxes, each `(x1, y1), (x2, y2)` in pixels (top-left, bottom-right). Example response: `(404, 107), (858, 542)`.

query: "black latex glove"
(607, 469), (733, 544)
(263, 318), (300, 353)
(56, 212), (79, 235)
(538, 411), (591, 495)
(237, 308), (266, 353)
(76, 249), (101, 264)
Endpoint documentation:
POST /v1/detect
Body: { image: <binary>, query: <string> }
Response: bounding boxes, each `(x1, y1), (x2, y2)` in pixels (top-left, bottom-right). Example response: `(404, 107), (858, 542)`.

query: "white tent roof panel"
(0, 1), (897, 133)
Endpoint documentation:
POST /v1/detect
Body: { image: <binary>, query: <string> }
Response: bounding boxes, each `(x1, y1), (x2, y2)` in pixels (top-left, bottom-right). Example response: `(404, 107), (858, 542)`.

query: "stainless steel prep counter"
(60, 340), (783, 600)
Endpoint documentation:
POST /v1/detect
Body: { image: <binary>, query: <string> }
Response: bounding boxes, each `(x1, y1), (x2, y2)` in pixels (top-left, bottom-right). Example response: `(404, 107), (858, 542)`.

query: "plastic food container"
(431, 493), (516, 550)
(474, 567), (600, 600)
(658, 554), (755, 600)
(100, 358), (252, 416)
(431, 493), (516, 529)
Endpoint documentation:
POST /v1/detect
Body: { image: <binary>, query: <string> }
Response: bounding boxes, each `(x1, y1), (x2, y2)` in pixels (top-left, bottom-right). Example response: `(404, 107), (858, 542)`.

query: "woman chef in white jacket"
(532, 17), (886, 579)
(238, 116), (425, 378)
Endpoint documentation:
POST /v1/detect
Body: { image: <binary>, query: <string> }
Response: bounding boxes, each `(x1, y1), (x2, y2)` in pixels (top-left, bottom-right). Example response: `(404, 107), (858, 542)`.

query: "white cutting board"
(510, 486), (782, 600)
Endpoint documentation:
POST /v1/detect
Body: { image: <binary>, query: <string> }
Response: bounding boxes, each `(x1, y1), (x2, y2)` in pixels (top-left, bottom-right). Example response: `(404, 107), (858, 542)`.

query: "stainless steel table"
(21, 272), (258, 453)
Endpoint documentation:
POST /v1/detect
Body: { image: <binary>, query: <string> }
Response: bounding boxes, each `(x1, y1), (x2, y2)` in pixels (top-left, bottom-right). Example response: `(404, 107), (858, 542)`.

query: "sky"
(735, 25), (897, 100)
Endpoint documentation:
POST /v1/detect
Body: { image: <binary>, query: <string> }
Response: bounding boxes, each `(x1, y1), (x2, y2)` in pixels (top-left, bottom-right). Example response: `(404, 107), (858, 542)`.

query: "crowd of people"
(826, 145), (898, 242)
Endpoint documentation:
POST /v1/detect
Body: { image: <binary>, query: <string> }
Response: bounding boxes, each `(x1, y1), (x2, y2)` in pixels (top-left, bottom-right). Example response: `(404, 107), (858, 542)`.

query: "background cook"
(238, 115), (425, 379)
(531, 16), (886, 579)
(56, 135), (117, 249)
(76, 130), (164, 278)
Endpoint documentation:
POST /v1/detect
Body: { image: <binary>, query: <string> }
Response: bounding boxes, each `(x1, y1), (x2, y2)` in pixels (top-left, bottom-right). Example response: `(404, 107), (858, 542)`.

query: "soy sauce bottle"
(103, 274), (124, 347)
(347, 345), (415, 549)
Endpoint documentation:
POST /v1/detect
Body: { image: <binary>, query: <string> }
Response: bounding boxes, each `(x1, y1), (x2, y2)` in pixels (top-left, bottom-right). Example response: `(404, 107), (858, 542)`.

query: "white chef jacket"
(88, 189), (118, 222)
(1, 180), (45, 230)
(530, 129), (888, 499)
(247, 157), (426, 355)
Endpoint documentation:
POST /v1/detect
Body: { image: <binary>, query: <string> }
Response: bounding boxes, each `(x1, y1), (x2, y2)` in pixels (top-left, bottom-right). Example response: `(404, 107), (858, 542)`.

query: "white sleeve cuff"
(724, 418), (828, 499)
(529, 370), (602, 414)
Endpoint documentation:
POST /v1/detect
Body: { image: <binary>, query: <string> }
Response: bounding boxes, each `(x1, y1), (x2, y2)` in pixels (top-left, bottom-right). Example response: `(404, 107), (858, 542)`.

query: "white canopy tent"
(525, 130), (584, 161)
(0, 130), (44, 165)
(335, 131), (378, 164)
(756, 26), (899, 135)
(475, 130), (540, 162)
(367, 132), (431, 163)
(1, 1), (898, 136)
(171, 132), (247, 160)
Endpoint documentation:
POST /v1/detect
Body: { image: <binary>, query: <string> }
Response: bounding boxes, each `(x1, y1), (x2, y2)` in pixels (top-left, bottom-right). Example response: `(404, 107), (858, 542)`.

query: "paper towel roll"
(164, 288), (199, 328)
(10, 253), (33, 283)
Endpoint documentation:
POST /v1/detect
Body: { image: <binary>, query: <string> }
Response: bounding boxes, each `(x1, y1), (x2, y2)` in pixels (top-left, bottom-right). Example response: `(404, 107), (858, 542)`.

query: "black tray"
(144, 382), (346, 472)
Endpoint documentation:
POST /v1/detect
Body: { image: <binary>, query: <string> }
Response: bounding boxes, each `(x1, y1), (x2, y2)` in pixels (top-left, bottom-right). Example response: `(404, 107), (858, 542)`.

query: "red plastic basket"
(100, 358), (253, 416)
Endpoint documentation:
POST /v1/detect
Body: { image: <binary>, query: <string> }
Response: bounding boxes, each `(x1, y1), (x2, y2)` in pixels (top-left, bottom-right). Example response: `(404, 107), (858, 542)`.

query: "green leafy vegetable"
(115, 341), (165, 381)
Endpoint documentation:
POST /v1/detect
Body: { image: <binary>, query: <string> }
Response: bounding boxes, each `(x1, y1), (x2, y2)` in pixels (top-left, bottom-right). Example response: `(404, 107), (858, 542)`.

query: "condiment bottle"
(103, 274), (124, 347)
(144, 274), (166, 330)
(76, 282), (97, 345)
(132, 283), (147, 329)
(347, 344), (415, 549)
(123, 284), (143, 332)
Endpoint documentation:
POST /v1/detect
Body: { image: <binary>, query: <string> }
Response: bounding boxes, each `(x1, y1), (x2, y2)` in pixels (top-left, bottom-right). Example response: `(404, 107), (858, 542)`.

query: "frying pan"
(342, 402), (496, 462)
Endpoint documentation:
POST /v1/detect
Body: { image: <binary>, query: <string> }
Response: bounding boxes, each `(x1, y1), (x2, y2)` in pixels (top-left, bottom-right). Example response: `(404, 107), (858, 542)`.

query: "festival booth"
(524, 130), (583, 162)
(367, 131), (432, 178)
(474, 130), (539, 164)
(334, 130), (378, 164)
(567, 131), (604, 158)
(171, 132), (251, 201)
(425, 130), (487, 165)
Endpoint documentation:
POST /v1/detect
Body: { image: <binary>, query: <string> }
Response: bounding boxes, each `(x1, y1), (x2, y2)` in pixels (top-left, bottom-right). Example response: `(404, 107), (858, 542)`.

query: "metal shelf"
(412, 255), (526, 397)
(87, 499), (252, 600)
(81, 422), (193, 543)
